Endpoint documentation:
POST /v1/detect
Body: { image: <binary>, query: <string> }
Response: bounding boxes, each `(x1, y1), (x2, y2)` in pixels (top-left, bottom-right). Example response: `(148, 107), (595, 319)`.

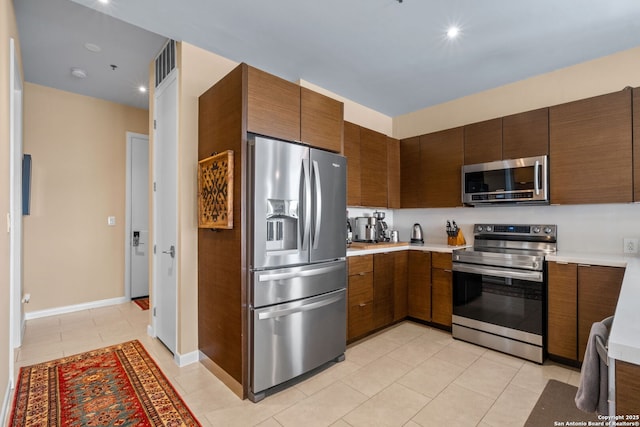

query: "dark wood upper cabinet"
(247, 66), (301, 142)
(246, 66), (343, 153)
(420, 127), (464, 207)
(344, 122), (361, 206)
(360, 127), (388, 207)
(400, 137), (421, 208)
(301, 87), (344, 153)
(387, 137), (401, 208)
(464, 118), (503, 164)
(550, 90), (632, 205)
(503, 107), (549, 159)
(633, 88), (640, 202)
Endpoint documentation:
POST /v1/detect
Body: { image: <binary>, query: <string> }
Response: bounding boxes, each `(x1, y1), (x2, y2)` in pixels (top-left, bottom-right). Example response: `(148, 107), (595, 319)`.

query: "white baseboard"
(1, 379), (13, 427)
(175, 350), (199, 367)
(24, 296), (129, 320)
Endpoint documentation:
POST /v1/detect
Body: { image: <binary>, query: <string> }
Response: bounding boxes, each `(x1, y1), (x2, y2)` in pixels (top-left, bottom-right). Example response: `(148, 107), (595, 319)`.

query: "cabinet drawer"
(348, 272), (373, 303)
(348, 302), (374, 340)
(348, 255), (373, 275)
(432, 252), (452, 270)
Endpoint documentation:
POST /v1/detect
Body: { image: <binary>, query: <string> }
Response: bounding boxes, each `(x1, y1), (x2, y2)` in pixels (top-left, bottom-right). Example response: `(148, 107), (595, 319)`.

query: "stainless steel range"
(451, 224), (557, 363)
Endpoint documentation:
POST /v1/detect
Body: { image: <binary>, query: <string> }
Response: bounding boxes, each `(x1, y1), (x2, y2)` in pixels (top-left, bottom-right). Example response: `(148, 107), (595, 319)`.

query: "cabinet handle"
(555, 261), (569, 265)
(444, 269), (452, 273)
(359, 272), (366, 276)
(578, 264), (591, 267)
(359, 303), (366, 307)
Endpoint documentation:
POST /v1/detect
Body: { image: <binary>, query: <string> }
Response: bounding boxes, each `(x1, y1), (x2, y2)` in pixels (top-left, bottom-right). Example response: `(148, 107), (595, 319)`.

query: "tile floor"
(14, 302), (583, 426)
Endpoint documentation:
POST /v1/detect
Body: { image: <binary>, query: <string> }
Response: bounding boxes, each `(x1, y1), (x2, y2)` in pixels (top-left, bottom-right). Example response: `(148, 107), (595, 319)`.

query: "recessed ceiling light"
(138, 86), (147, 93)
(98, 0), (109, 4)
(84, 43), (101, 53)
(71, 68), (87, 79)
(446, 26), (460, 39)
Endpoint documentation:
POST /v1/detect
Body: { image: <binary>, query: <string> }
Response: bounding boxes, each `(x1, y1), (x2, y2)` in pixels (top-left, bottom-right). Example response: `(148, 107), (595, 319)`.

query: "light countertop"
(346, 242), (471, 256)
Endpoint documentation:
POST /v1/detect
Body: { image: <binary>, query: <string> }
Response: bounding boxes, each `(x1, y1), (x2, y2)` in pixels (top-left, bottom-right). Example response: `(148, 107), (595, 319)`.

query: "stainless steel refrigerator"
(248, 134), (347, 402)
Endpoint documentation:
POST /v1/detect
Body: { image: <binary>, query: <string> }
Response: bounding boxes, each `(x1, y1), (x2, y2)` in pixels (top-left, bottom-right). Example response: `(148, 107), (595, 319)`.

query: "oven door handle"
(452, 263), (543, 282)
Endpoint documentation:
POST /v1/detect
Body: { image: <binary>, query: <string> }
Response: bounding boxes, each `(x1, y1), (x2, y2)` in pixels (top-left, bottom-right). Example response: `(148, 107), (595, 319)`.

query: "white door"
(153, 70), (178, 354)
(128, 133), (149, 299)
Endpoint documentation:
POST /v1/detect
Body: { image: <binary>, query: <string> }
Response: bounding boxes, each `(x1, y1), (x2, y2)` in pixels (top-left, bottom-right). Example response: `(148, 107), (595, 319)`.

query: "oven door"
(452, 263), (545, 339)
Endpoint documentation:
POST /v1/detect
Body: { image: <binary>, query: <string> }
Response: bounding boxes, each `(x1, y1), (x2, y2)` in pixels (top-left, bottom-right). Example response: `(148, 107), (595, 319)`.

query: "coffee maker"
(374, 211), (389, 242)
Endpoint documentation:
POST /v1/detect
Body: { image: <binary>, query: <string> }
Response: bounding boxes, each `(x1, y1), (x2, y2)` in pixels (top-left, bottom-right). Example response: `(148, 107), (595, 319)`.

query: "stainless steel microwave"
(462, 155), (549, 205)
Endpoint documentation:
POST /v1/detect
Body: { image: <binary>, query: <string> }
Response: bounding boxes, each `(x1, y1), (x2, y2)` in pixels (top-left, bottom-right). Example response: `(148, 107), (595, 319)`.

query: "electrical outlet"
(623, 238), (639, 254)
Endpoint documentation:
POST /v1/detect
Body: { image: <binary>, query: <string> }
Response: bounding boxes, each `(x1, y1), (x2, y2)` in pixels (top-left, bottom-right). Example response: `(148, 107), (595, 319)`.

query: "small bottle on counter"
(346, 218), (353, 245)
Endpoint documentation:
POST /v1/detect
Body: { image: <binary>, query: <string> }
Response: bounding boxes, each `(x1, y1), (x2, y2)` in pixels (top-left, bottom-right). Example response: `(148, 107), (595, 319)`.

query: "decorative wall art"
(198, 150), (234, 229)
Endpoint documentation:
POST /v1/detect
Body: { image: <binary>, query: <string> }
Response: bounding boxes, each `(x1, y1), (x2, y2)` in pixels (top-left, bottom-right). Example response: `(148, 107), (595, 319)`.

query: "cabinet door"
(393, 251), (408, 321)
(633, 88), (640, 202)
(420, 127), (464, 208)
(547, 262), (578, 360)
(360, 128), (388, 208)
(373, 253), (395, 328)
(348, 271), (374, 341)
(301, 87), (344, 153)
(503, 107), (549, 159)
(464, 118), (503, 164)
(407, 251), (431, 321)
(431, 252), (453, 327)
(616, 361), (640, 416)
(247, 66), (300, 142)
(400, 137), (421, 208)
(577, 265), (624, 362)
(550, 90), (632, 205)
(344, 122), (361, 206)
(387, 137), (401, 208)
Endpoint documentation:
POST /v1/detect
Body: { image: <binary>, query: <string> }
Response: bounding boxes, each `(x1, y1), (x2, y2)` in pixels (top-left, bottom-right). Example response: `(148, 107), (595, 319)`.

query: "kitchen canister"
(390, 230), (399, 243)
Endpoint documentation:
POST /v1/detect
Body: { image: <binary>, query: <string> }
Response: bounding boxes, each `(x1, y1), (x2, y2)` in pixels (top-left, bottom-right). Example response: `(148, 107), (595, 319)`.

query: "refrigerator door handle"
(257, 292), (343, 320)
(300, 158), (311, 251)
(312, 160), (322, 249)
(257, 263), (344, 282)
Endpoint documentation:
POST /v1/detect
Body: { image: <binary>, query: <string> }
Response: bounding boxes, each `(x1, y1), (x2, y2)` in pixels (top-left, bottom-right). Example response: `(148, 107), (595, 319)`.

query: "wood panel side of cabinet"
(246, 65), (300, 142)
(198, 64), (247, 393)
(360, 128), (388, 208)
(633, 88), (640, 202)
(577, 265), (624, 362)
(373, 253), (395, 329)
(503, 107), (549, 159)
(393, 251), (408, 321)
(407, 251), (431, 321)
(550, 90), (633, 205)
(547, 262), (578, 360)
(387, 137), (401, 208)
(464, 118), (503, 164)
(432, 268), (452, 327)
(616, 360), (640, 416)
(420, 127), (464, 208)
(344, 122), (361, 206)
(400, 137), (422, 208)
(300, 87), (344, 153)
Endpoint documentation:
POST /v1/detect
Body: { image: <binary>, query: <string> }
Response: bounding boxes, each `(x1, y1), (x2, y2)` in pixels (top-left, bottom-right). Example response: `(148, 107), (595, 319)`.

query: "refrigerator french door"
(248, 134), (347, 401)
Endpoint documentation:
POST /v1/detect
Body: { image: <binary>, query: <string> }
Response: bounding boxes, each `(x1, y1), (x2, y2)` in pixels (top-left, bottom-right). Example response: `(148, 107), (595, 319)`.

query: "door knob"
(162, 245), (175, 258)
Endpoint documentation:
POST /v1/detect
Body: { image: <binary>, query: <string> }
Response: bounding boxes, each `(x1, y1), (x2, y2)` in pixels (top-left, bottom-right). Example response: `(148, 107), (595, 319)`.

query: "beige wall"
(1, 0), (21, 408)
(174, 42), (237, 355)
(394, 45), (640, 139)
(22, 83), (148, 312)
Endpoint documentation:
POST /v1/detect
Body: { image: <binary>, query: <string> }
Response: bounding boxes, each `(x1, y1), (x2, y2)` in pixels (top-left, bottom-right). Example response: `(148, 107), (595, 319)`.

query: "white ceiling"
(16, 0), (640, 115)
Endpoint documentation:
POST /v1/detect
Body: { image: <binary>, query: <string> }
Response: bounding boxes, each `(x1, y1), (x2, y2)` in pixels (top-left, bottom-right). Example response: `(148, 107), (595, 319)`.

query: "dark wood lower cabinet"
(408, 251), (431, 321)
(616, 360), (640, 415)
(373, 253), (395, 329)
(393, 251), (408, 321)
(431, 268), (452, 327)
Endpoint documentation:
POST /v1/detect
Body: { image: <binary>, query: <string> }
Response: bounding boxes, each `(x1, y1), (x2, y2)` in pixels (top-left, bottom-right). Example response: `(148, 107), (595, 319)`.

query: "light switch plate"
(107, 216), (116, 226)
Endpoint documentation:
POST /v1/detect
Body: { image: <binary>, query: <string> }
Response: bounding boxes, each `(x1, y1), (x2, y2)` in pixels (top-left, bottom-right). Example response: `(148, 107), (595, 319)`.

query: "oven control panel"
(474, 224), (557, 239)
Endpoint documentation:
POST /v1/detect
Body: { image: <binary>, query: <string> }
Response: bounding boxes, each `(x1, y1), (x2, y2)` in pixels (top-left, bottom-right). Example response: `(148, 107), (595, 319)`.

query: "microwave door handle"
(534, 160), (540, 195)
(311, 160), (321, 250)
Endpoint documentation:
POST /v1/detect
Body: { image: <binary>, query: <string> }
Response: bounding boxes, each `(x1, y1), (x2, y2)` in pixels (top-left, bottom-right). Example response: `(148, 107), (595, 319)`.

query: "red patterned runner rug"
(133, 297), (150, 310)
(9, 340), (201, 426)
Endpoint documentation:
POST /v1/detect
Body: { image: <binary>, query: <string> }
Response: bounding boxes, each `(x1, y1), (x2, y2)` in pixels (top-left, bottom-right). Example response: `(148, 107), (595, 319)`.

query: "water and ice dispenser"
(265, 199), (298, 252)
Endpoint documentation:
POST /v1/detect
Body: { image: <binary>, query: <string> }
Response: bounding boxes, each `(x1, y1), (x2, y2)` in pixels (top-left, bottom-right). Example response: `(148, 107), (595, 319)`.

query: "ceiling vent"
(155, 40), (176, 88)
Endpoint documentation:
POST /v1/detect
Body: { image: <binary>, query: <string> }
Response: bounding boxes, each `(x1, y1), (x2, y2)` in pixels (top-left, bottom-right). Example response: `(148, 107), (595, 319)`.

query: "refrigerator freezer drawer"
(251, 288), (346, 395)
(252, 260), (346, 308)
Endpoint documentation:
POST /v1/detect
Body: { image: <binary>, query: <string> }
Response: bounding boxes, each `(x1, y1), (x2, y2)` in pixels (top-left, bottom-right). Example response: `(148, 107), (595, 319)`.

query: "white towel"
(575, 321), (609, 415)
